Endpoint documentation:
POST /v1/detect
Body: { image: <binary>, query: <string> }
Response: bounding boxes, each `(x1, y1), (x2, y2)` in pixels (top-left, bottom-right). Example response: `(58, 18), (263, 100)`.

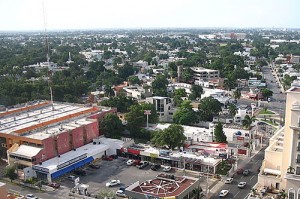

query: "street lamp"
(206, 166), (210, 199)
(144, 110), (151, 129)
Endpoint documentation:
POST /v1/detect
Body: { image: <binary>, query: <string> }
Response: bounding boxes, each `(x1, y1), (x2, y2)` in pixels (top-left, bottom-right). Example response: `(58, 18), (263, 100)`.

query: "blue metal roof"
(51, 156), (94, 179)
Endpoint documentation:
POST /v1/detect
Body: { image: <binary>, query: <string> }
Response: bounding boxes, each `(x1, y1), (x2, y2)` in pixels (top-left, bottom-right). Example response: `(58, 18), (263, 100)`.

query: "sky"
(0, 0), (299, 31)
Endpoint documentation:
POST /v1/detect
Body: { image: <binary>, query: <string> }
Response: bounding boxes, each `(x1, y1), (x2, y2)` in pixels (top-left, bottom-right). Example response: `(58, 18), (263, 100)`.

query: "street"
(210, 147), (265, 199)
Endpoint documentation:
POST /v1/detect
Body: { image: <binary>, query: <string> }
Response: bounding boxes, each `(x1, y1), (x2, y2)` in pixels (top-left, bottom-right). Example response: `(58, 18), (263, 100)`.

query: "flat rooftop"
(289, 87), (300, 92)
(0, 101), (108, 140)
(33, 142), (109, 173)
(127, 174), (197, 198)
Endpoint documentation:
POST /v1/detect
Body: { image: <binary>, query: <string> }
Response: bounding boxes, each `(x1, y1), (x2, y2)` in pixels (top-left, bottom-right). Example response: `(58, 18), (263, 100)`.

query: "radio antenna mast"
(42, 0), (54, 108)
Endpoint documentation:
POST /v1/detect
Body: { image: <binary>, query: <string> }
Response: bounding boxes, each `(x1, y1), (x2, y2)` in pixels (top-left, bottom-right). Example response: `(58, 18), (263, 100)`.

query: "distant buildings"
(146, 97), (174, 122)
(258, 87), (300, 195)
(190, 67), (220, 84)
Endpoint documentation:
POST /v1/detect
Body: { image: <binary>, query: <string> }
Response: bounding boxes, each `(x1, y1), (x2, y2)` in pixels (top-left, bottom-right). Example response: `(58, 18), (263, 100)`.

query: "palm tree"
(242, 115), (257, 140)
(228, 103), (238, 116)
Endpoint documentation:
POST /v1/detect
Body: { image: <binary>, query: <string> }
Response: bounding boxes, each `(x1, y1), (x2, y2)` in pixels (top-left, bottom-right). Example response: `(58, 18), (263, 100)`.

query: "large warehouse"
(0, 101), (116, 181)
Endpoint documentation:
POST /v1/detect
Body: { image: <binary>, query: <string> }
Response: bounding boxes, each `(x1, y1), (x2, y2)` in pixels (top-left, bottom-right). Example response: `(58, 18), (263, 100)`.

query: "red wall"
(41, 137), (56, 160)
(71, 127), (84, 149)
(56, 131), (71, 155)
(85, 121), (99, 143)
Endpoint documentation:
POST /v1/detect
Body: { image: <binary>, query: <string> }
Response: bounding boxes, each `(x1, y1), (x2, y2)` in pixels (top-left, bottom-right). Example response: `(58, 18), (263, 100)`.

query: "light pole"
(14, 157), (20, 184)
(206, 166), (209, 199)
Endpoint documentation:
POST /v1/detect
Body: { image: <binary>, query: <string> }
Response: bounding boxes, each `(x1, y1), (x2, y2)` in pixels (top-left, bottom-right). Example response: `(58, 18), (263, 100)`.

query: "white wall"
(23, 167), (37, 180)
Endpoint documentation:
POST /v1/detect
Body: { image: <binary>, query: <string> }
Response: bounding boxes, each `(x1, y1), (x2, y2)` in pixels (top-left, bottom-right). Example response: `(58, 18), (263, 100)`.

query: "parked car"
(224, 178), (233, 184)
(238, 181), (247, 188)
(236, 168), (244, 174)
(219, 190), (229, 197)
(126, 159), (134, 166)
(88, 164), (100, 169)
(74, 169), (86, 176)
(136, 161), (149, 169)
(116, 190), (126, 197)
(163, 166), (172, 172)
(67, 175), (76, 181)
(26, 194), (38, 199)
(48, 182), (60, 189)
(102, 155), (113, 161)
(243, 169), (250, 176)
(151, 164), (161, 171)
(106, 180), (121, 187)
(132, 160), (141, 166)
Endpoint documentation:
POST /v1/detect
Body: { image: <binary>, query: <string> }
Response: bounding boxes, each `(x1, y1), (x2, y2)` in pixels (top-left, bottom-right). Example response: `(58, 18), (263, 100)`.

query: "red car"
(48, 182), (60, 189)
(237, 168), (244, 174)
(102, 155), (113, 161)
(132, 160), (141, 166)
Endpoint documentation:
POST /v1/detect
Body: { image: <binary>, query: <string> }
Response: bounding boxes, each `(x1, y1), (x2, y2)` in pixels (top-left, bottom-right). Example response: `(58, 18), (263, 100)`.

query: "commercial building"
(258, 87), (300, 197)
(125, 174), (200, 199)
(146, 97), (175, 122)
(190, 67), (219, 83)
(0, 101), (116, 181)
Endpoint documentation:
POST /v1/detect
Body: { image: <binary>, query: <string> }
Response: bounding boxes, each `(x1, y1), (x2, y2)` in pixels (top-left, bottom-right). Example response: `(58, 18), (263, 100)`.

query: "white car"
(163, 166), (172, 172)
(26, 194), (38, 199)
(116, 190), (126, 197)
(219, 190), (229, 197)
(126, 159), (134, 166)
(224, 178), (233, 184)
(238, 181), (247, 188)
(106, 179), (121, 187)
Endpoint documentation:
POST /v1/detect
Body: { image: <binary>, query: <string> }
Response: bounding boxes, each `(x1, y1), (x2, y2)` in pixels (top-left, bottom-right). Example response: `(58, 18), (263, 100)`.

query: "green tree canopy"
(128, 76), (141, 85)
(214, 122), (227, 143)
(261, 88), (273, 100)
(100, 94), (137, 113)
(188, 85), (203, 101)
(152, 75), (168, 96)
(198, 97), (222, 121)
(151, 124), (186, 150)
(125, 103), (158, 134)
(100, 113), (123, 138)
(4, 165), (17, 182)
(228, 103), (238, 116)
(173, 100), (198, 125)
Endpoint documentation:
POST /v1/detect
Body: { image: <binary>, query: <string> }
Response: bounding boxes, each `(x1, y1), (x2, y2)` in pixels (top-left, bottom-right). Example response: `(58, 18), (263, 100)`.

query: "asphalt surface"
(237, 64), (286, 120)
(210, 147), (265, 199)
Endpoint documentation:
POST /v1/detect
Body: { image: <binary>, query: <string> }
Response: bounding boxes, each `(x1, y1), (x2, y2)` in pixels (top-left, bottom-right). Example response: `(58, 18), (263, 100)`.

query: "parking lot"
(56, 157), (178, 197)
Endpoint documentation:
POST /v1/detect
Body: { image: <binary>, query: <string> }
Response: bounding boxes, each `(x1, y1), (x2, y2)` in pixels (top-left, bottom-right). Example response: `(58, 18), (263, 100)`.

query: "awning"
(11, 145), (42, 159)
(264, 168), (281, 176)
(51, 156), (94, 179)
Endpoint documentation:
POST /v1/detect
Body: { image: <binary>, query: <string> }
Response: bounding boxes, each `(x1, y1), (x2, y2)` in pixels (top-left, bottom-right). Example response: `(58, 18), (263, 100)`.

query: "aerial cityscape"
(1, 1), (300, 199)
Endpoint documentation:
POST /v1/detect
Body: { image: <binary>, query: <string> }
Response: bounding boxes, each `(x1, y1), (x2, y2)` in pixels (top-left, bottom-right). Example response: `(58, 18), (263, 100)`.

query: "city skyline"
(0, 0), (299, 31)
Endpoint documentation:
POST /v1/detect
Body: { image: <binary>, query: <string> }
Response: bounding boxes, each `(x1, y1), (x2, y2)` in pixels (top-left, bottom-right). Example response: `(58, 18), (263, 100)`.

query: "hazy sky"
(0, 0), (299, 31)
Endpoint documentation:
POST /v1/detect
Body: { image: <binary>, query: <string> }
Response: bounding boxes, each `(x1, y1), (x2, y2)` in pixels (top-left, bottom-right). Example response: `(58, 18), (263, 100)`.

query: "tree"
(198, 97), (222, 121)
(4, 165), (17, 182)
(151, 124), (186, 150)
(173, 88), (187, 107)
(100, 113), (123, 138)
(261, 88), (273, 100)
(128, 76), (140, 85)
(173, 100), (198, 125)
(100, 94), (136, 113)
(181, 67), (193, 83)
(125, 103), (158, 134)
(189, 85), (203, 101)
(242, 115), (256, 139)
(292, 64), (300, 73)
(228, 103), (238, 116)
(214, 122), (227, 143)
(233, 89), (241, 101)
(152, 75), (168, 96)
(104, 85), (115, 97)
(117, 62), (135, 80)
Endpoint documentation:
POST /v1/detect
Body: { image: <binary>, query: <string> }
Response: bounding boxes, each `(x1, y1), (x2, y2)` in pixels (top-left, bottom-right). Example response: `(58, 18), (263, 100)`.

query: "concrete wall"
(23, 167), (37, 180)
(41, 137), (56, 160)
(85, 122), (99, 143)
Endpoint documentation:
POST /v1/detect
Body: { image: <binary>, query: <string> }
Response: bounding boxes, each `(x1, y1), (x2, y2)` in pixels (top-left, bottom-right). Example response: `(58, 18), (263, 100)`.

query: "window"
(296, 167), (300, 175)
(288, 190), (295, 199)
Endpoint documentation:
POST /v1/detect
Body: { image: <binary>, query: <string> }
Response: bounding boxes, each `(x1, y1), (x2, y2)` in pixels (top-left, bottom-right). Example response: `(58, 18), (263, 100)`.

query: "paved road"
(210, 148), (265, 199)
(237, 64), (286, 119)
